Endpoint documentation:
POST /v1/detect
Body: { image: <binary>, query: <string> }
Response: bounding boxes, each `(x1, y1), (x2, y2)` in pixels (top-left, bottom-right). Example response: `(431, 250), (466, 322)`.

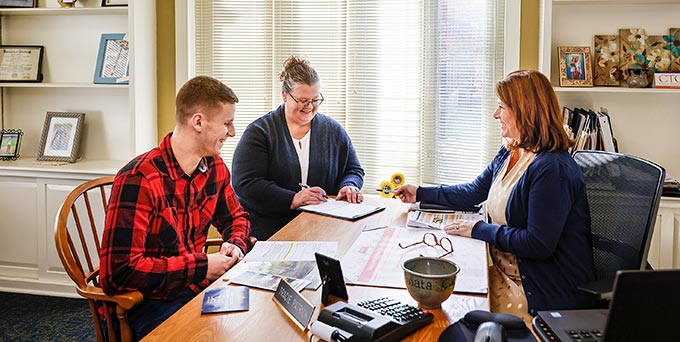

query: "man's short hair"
(175, 76), (238, 124)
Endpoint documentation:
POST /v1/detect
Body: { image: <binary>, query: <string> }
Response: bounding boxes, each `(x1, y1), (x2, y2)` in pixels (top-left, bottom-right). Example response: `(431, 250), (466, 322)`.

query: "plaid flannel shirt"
(100, 134), (251, 300)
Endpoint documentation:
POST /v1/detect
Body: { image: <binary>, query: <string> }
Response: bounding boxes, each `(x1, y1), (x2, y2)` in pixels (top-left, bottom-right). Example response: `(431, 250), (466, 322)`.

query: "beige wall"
(156, 1), (176, 142)
(154, 2), (542, 135)
(519, 0), (540, 70)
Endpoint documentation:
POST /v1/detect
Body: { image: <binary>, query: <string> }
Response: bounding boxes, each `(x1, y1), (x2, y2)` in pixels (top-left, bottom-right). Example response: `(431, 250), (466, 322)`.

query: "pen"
(362, 225), (389, 232)
(299, 183), (329, 199)
(375, 188), (397, 193)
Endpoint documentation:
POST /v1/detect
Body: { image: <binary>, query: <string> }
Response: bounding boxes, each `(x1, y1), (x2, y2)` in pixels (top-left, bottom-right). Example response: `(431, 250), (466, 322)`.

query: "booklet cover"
(201, 286), (249, 314)
(407, 210), (484, 230)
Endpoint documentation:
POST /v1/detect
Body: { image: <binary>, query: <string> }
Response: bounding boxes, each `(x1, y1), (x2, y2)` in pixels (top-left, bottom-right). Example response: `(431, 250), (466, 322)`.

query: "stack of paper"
(407, 211), (484, 230)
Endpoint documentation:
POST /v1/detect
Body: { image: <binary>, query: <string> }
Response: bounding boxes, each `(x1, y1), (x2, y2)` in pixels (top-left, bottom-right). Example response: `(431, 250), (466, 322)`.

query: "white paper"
(243, 241), (337, 262)
(229, 270), (310, 292)
(341, 226), (488, 294)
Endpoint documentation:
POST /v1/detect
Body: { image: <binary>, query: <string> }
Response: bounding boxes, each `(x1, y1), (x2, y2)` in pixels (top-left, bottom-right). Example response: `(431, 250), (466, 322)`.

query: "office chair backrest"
(55, 176), (142, 342)
(573, 150), (665, 281)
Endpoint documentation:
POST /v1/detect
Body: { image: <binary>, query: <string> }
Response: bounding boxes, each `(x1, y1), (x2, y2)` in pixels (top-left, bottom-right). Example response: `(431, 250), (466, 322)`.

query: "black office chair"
(573, 150), (665, 298)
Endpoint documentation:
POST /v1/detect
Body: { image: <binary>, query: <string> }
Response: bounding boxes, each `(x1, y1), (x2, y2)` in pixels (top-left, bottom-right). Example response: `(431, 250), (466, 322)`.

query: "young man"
(100, 76), (255, 340)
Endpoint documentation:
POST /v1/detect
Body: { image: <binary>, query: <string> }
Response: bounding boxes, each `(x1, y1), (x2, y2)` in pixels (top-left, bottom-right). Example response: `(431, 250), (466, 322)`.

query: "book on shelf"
(565, 106), (618, 154)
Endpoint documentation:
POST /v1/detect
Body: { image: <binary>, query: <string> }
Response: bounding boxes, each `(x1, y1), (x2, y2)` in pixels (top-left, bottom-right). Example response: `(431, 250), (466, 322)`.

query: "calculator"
(316, 298), (434, 341)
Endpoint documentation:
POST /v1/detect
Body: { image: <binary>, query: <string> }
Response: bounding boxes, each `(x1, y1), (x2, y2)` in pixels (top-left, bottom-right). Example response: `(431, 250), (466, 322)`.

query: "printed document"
(224, 241), (337, 290)
(407, 211), (484, 230)
(341, 227), (488, 294)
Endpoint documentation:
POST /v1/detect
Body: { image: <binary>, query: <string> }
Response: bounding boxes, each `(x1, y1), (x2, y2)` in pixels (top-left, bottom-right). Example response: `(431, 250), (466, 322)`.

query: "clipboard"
(299, 199), (385, 221)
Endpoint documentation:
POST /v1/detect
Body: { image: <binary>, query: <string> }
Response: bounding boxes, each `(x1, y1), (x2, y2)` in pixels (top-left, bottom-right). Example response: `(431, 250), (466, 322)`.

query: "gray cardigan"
(232, 105), (364, 240)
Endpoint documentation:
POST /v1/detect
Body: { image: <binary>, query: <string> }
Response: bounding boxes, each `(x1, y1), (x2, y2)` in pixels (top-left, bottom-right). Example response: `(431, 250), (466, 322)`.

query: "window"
(189, 0), (509, 189)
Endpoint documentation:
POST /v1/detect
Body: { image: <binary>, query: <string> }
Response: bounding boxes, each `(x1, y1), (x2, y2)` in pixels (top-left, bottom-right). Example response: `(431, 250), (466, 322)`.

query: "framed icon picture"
(558, 46), (593, 87)
(37, 112), (85, 163)
(0, 129), (23, 161)
(93, 33), (129, 84)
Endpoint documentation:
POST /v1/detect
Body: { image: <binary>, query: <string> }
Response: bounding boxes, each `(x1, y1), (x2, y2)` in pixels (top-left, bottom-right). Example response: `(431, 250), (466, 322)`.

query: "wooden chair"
(54, 176), (141, 342)
(55, 176), (226, 341)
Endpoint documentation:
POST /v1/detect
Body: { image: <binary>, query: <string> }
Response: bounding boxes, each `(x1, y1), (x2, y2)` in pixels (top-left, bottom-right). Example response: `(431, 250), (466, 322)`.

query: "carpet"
(0, 291), (95, 342)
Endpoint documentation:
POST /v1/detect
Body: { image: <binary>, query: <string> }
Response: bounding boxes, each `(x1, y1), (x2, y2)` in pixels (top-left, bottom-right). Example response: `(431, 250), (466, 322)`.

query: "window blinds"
(194, 0), (504, 189)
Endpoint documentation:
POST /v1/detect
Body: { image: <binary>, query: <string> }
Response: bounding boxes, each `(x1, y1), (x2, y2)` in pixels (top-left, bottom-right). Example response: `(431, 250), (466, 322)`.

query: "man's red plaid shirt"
(100, 133), (251, 300)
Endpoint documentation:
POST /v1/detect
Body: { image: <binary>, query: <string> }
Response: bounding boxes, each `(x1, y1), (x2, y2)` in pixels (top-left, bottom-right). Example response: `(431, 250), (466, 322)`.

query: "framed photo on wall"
(37, 112), (85, 163)
(0, 129), (23, 161)
(93, 33), (129, 84)
(558, 46), (593, 87)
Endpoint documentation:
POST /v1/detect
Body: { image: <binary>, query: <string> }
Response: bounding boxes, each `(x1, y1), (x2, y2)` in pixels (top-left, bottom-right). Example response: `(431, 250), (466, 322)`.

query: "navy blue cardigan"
(232, 105), (364, 240)
(417, 147), (595, 313)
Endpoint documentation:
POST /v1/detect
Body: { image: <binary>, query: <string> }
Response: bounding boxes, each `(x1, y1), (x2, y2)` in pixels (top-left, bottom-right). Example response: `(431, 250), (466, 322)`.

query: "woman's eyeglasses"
(287, 92), (324, 107)
(398, 232), (454, 258)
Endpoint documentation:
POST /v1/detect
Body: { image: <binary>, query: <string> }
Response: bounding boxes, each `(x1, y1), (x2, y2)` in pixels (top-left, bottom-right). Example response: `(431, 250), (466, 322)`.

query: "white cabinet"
(539, 0), (680, 179)
(540, 0), (680, 270)
(0, 2), (156, 296)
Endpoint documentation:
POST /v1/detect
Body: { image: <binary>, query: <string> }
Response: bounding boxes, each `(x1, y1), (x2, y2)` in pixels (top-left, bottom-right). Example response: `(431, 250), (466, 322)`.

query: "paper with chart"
(341, 227), (488, 294)
(407, 211), (485, 230)
(224, 241), (337, 290)
(299, 198), (385, 220)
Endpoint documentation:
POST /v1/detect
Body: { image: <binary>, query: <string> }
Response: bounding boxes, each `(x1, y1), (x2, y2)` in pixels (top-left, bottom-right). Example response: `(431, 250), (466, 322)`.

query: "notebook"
(534, 269), (680, 342)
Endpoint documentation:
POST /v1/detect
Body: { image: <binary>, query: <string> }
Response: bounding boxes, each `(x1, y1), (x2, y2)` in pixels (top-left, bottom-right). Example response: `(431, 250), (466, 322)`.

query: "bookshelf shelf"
(553, 87), (680, 94)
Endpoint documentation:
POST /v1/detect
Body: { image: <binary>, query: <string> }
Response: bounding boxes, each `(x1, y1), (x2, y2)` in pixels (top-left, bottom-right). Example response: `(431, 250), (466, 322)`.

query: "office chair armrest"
(578, 279), (614, 299)
(76, 286), (144, 311)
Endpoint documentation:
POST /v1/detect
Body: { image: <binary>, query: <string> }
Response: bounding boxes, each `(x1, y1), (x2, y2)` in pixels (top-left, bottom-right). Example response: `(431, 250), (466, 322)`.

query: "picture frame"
(0, 129), (23, 161)
(101, 0), (127, 6)
(0, 45), (44, 82)
(93, 33), (129, 84)
(0, 0), (36, 8)
(558, 46), (593, 87)
(37, 112), (85, 163)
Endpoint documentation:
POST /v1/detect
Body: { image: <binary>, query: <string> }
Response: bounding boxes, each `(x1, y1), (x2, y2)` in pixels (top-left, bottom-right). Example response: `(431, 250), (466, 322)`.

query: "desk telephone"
(314, 298), (434, 342)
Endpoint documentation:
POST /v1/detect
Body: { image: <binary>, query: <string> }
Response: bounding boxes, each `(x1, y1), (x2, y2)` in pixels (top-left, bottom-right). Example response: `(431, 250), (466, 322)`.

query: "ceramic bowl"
(401, 256), (460, 309)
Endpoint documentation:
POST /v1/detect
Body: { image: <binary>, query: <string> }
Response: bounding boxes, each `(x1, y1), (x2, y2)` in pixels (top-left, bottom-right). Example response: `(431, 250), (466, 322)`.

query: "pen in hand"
(299, 183), (329, 199)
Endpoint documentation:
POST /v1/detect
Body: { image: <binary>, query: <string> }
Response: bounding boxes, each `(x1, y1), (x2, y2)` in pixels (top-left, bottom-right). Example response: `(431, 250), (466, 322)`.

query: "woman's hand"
(290, 186), (327, 209)
(336, 185), (364, 203)
(394, 184), (418, 203)
(443, 219), (481, 238)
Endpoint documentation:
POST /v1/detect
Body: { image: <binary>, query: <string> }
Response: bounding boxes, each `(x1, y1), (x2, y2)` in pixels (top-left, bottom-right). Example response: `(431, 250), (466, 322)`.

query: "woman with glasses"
(232, 56), (365, 240)
(395, 70), (595, 319)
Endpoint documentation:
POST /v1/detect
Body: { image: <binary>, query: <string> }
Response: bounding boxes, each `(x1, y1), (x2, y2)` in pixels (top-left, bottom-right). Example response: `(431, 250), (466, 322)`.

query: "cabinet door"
(0, 179), (39, 279)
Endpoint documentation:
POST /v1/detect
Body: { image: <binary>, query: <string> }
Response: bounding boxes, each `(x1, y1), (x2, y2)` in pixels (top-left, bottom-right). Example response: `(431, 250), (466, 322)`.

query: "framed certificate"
(0, 45), (44, 82)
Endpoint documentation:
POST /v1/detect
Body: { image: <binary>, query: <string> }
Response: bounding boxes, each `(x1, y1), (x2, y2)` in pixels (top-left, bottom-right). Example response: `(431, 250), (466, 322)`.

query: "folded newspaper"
(407, 210), (484, 230)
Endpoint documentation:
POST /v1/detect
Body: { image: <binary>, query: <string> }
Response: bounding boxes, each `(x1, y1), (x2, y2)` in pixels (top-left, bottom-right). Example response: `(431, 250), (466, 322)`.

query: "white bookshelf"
(0, 2), (157, 297)
(539, 0), (680, 180)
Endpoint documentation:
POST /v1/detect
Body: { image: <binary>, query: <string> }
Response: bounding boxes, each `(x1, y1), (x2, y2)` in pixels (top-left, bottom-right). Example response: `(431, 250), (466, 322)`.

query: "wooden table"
(143, 197), (489, 341)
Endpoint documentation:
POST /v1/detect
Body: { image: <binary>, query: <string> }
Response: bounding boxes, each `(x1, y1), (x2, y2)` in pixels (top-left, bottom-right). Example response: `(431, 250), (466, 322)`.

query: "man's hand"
(220, 242), (245, 260)
(206, 253), (238, 281)
(336, 185), (363, 203)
